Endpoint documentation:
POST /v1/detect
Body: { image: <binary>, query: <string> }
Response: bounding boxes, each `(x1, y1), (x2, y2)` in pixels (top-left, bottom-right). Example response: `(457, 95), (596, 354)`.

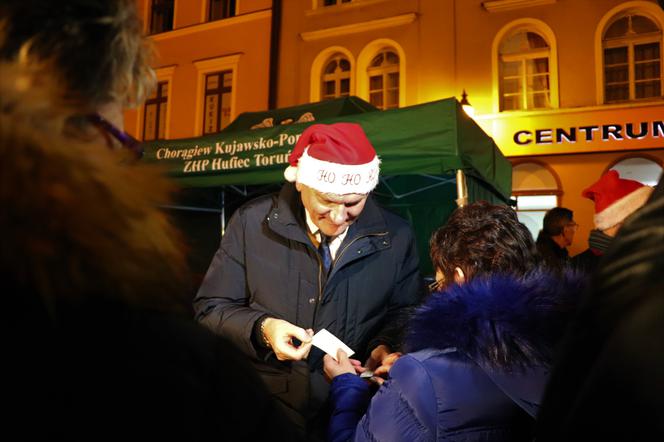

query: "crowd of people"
(536, 171), (654, 275)
(2, 1), (662, 441)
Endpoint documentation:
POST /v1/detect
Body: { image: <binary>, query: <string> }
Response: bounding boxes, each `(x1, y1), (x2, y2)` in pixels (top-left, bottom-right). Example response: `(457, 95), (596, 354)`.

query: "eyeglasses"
(427, 278), (444, 294)
(566, 221), (579, 230)
(86, 113), (143, 159)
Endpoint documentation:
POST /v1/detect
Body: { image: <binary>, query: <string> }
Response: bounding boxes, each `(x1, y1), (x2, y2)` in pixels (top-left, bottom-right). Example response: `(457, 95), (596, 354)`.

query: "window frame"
(500, 46), (551, 111)
(602, 16), (662, 103)
(366, 49), (400, 110)
(137, 66), (174, 141)
(356, 39), (406, 109)
(321, 53), (352, 100)
(205, 0), (237, 22)
(511, 160), (563, 241)
(594, 1), (664, 105)
(193, 55), (240, 136)
(202, 70), (233, 134)
(310, 46), (355, 102)
(317, 0), (353, 8)
(142, 81), (169, 141)
(148, 0), (175, 35)
(492, 19), (559, 113)
(605, 154), (663, 186)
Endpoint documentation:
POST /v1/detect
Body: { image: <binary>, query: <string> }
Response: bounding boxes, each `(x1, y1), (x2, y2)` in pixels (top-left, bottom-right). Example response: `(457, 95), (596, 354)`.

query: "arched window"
(511, 161), (562, 240)
(603, 14), (662, 102)
(321, 54), (351, 100)
(367, 49), (400, 110)
(499, 30), (551, 111)
(608, 155), (662, 186)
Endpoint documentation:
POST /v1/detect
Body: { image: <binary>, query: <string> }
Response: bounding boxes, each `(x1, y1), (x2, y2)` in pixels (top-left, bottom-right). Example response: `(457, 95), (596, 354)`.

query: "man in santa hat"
(572, 170), (653, 274)
(194, 122), (424, 438)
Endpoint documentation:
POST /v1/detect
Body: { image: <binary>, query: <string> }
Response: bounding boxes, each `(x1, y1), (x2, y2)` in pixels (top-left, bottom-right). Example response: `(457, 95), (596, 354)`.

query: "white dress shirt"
(304, 210), (347, 260)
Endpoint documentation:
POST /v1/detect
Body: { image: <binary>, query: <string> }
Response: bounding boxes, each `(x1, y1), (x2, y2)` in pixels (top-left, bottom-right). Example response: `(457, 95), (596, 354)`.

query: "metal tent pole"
(220, 189), (226, 237)
(455, 169), (468, 208)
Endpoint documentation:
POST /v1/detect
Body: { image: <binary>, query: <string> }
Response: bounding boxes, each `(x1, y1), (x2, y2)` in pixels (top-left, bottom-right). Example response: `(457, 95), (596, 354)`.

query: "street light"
(460, 89), (475, 118)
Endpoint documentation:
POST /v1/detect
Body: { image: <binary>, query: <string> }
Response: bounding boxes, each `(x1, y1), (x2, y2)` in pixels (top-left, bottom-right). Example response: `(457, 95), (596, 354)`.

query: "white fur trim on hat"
(285, 147), (380, 195)
(594, 185), (653, 230)
(284, 165), (298, 183)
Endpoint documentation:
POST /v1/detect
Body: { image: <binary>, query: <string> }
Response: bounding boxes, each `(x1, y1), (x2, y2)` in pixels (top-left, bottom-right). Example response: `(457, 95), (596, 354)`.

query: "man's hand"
(323, 350), (356, 381)
(262, 318), (313, 361)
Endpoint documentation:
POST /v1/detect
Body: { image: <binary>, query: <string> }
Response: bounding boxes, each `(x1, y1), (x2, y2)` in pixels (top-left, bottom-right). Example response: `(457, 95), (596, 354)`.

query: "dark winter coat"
(194, 183), (424, 425)
(328, 270), (584, 442)
(571, 229), (613, 275)
(571, 248), (601, 274)
(537, 179), (664, 441)
(536, 234), (569, 272)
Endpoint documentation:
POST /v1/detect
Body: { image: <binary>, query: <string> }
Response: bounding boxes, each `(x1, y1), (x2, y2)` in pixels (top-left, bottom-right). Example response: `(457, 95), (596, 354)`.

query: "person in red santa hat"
(572, 170), (653, 274)
(194, 122), (424, 440)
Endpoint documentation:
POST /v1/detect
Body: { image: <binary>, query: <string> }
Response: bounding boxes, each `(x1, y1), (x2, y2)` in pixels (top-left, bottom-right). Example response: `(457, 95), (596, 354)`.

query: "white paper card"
(311, 328), (355, 360)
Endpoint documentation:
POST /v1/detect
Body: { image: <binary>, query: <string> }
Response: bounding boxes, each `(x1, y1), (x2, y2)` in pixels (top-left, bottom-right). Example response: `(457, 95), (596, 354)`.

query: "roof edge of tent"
(221, 96), (379, 133)
(141, 96), (511, 198)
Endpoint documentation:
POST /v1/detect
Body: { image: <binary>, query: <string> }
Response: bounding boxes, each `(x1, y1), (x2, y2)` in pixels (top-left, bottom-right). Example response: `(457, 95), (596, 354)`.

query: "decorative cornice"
(300, 13), (417, 42)
(154, 65), (177, 76)
(474, 99), (664, 121)
(149, 9), (271, 41)
(306, 0), (392, 17)
(482, 0), (556, 13)
(192, 53), (242, 70)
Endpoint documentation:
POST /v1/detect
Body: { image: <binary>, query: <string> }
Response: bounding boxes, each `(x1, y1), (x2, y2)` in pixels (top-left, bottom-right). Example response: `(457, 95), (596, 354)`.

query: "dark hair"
(542, 207), (574, 237)
(0, 0), (154, 109)
(430, 201), (538, 285)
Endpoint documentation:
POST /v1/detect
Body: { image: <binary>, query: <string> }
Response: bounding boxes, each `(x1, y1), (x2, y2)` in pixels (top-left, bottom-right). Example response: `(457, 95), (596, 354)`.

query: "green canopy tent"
(142, 96), (512, 276)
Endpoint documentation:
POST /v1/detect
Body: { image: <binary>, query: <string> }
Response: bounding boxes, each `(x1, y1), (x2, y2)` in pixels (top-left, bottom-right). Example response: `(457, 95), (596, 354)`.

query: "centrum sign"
(513, 121), (664, 145)
(476, 103), (664, 156)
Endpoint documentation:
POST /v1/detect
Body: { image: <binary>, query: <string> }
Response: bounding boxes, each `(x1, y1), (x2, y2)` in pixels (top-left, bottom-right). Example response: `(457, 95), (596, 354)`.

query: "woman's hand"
(323, 349), (357, 381)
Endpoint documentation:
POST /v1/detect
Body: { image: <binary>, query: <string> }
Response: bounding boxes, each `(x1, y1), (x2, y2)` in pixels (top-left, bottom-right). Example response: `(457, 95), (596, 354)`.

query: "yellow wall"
(125, 0), (273, 139)
(278, 0), (457, 107)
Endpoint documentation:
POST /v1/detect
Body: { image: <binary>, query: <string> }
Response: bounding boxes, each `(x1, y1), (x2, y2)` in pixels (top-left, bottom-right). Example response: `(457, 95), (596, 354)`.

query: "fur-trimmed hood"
(404, 269), (587, 370)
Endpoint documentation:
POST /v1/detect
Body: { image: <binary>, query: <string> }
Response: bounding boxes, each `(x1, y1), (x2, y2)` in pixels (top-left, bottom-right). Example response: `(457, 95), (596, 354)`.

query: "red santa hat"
(582, 170), (653, 230)
(284, 122), (380, 195)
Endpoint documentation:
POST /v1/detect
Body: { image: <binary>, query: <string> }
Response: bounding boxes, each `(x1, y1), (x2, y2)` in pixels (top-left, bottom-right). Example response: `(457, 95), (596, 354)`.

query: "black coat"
(535, 234), (569, 272)
(570, 247), (602, 275)
(537, 179), (664, 440)
(194, 183), (424, 424)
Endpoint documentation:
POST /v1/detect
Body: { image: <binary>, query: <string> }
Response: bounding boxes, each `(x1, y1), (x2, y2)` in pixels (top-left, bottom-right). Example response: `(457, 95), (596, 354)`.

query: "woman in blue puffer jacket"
(324, 202), (586, 442)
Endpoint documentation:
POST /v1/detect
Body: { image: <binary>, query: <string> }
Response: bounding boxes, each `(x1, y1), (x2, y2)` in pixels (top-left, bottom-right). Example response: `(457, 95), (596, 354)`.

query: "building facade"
(126, 0), (273, 141)
(129, 0), (664, 256)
